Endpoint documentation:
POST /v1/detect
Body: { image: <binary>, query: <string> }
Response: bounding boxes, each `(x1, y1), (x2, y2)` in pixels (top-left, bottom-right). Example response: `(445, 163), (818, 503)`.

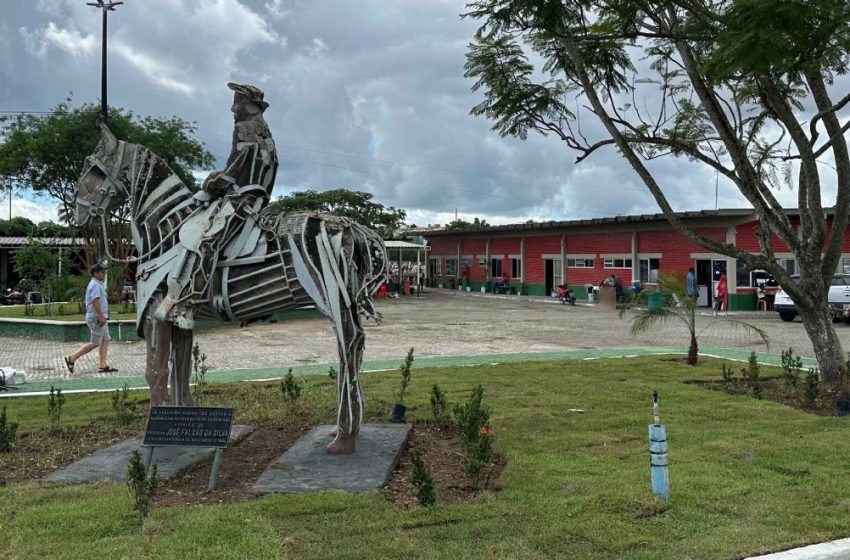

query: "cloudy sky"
(0, 0), (810, 227)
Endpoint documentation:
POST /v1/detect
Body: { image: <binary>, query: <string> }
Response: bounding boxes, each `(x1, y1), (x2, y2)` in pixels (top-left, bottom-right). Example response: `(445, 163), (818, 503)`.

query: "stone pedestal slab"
(42, 424), (253, 484)
(253, 423), (410, 494)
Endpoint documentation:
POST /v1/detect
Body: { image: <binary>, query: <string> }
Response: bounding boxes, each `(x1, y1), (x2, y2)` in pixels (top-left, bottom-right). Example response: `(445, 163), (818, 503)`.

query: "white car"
(773, 274), (850, 322)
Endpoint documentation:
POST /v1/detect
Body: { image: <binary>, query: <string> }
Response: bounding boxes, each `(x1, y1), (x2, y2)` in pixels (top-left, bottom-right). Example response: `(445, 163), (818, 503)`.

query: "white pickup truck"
(773, 274), (850, 322)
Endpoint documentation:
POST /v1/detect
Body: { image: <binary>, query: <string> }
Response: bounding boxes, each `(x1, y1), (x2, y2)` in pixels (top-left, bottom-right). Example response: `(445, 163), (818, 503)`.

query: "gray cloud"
(2, 0), (834, 227)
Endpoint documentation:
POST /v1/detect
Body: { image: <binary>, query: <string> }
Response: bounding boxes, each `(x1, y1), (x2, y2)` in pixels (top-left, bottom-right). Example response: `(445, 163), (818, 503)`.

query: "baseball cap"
(90, 263), (107, 274)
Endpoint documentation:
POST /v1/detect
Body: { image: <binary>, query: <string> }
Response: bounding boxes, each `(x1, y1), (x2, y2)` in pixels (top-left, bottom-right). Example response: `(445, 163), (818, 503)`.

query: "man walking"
(65, 263), (117, 374)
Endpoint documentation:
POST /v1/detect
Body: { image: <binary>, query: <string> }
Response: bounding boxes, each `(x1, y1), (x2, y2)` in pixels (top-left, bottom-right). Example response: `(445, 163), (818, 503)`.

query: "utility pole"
(86, 0), (123, 125)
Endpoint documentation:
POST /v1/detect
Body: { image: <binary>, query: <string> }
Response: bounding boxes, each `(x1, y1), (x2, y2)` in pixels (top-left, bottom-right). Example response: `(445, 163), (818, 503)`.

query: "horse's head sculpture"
(74, 125), (132, 226)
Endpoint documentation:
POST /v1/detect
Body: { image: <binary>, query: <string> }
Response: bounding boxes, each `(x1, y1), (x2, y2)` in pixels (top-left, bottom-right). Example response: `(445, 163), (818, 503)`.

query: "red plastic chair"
(376, 283), (389, 299)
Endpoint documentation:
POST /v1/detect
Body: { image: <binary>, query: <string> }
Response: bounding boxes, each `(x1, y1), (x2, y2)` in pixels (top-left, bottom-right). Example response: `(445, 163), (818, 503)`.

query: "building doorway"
(544, 259), (561, 296)
(695, 260), (713, 307)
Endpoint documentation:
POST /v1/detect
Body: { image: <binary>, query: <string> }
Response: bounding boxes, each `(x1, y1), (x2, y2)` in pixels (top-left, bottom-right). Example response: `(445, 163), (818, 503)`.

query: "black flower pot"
(390, 403), (407, 423)
(836, 393), (850, 417)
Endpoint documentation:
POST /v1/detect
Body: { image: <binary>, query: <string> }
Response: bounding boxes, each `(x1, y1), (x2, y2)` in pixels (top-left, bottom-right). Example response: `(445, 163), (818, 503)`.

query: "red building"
(425, 209), (828, 311)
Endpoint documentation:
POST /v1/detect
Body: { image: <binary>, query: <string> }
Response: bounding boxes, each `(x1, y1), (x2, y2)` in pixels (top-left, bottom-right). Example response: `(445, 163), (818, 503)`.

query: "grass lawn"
(2, 356), (850, 559)
(0, 304), (136, 322)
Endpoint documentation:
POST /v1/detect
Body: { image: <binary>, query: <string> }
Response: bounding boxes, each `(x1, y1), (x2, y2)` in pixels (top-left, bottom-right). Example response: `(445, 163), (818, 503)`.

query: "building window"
(429, 257), (441, 277)
(490, 258), (503, 278)
(511, 258), (522, 278)
(639, 258), (660, 283)
(445, 258), (457, 277)
(603, 258), (632, 269)
(462, 256), (472, 268)
(841, 258), (850, 275)
(567, 258), (594, 268)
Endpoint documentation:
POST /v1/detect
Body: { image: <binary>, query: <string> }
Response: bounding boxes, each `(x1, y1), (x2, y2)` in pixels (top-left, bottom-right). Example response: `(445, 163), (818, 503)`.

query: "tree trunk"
(687, 331), (698, 366)
(797, 297), (847, 387)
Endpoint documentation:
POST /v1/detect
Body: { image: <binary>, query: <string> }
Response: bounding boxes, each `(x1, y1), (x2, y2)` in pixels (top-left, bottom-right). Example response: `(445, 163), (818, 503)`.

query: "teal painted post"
(649, 391), (669, 499)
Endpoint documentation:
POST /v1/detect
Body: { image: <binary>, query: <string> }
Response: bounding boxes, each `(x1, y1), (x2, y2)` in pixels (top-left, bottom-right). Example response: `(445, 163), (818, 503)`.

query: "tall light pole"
(86, 1), (123, 125)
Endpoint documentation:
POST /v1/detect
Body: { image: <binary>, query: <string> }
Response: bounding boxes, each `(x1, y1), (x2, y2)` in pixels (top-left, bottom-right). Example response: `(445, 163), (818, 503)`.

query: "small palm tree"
(619, 273), (768, 365)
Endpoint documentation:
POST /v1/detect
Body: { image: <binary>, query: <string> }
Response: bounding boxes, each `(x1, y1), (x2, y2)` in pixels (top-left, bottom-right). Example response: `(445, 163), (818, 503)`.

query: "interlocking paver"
(0, 290), (837, 383)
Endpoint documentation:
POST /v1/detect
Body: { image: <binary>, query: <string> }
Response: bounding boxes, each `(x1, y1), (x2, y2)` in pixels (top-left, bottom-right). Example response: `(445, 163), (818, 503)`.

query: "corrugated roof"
(385, 240), (429, 249)
(0, 237), (88, 247)
(427, 209), (757, 236)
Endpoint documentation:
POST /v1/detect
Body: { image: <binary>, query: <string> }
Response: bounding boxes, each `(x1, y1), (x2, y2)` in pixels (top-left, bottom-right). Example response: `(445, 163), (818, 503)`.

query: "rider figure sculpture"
(153, 82), (278, 327)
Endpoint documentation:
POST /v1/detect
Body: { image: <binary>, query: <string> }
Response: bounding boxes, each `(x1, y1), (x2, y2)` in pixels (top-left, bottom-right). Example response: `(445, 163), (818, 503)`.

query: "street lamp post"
(86, 1), (123, 125)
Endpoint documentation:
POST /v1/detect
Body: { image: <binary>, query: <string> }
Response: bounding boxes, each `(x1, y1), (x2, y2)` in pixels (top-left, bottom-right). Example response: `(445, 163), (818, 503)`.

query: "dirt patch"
(3, 414), (505, 509)
(384, 421), (505, 509)
(690, 377), (843, 416)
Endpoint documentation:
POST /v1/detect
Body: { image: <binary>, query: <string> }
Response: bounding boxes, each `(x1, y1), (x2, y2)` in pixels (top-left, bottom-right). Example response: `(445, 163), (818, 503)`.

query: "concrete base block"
(253, 423), (410, 494)
(42, 425), (253, 484)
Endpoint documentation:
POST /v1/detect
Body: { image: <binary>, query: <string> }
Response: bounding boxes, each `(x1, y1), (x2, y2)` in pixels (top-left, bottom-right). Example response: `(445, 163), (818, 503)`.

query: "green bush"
(397, 347), (414, 405)
(410, 450), (436, 507)
(804, 368), (821, 406)
(328, 366), (337, 381)
(126, 450), (158, 517)
(720, 361), (734, 383)
(780, 347), (803, 389)
(111, 383), (135, 425)
(453, 385), (494, 488)
(0, 405), (18, 452)
(47, 385), (66, 429)
(741, 352), (762, 399)
(430, 384), (448, 423)
(280, 368), (302, 411)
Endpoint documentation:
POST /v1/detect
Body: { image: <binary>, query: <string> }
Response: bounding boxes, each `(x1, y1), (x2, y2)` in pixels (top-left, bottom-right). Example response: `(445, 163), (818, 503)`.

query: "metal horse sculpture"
(75, 125), (386, 454)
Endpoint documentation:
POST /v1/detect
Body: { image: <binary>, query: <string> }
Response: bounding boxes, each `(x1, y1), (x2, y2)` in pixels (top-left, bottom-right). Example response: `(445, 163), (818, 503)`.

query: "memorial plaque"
(143, 406), (235, 448)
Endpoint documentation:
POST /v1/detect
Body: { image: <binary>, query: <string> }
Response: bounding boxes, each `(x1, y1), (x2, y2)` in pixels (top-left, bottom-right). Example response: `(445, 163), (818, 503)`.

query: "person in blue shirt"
(64, 263), (117, 374)
(686, 267), (698, 298)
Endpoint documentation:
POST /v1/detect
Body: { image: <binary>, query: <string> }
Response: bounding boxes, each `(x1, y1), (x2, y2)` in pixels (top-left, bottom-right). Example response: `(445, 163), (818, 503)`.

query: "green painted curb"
(0, 346), (803, 397)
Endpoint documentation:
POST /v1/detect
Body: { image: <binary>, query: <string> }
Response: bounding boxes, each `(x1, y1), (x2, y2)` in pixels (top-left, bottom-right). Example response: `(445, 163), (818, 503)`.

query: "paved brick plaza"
(0, 289), (841, 382)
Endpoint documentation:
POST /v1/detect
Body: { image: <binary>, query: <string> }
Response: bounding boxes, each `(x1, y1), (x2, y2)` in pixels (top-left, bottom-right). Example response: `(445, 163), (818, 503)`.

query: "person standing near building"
(686, 267), (698, 299)
(64, 263), (116, 374)
(716, 273), (728, 312)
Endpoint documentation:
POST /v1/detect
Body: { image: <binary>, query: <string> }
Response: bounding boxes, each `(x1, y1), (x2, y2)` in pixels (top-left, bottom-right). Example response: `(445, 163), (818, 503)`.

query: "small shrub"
(741, 352), (761, 399)
(453, 385), (494, 488)
(463, 428), (494, 488)
(191, 343), (209, 405)
(126, 450), (158, 517)
(0, 405), (19, 452)
(804, 368), (821, 406)
(328, 366), (337, 381)
(47, 385), (66, 429)
(720, 362), (734, 383)
(397, 347), (414, 405)
(111, 383), (135, 424)
(430, 384), (448, 423)
(280, 368), (302, 411)
(780, 347), (803, 389)
(410, 449), (436, 507)
(453, 385), (490, 444)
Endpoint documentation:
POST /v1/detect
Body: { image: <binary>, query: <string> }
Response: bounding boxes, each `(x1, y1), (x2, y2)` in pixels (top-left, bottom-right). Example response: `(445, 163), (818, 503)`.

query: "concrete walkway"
(0, 289), (835, 394)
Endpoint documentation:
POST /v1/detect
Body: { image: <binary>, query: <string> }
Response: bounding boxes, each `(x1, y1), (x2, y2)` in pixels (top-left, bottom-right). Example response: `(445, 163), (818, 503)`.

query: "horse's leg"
(143, 317), (172, 406)
(170, 326), (194, 406)
(327, 305), (365, 454)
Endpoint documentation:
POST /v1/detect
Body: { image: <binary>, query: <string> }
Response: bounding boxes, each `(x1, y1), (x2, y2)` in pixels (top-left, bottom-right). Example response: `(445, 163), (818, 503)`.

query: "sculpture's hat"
(227, 82), (269, 111)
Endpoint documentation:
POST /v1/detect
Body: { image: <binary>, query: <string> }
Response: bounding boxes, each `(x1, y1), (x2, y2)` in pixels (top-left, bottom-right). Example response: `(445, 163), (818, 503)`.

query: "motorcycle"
(0, 288), (26, 306)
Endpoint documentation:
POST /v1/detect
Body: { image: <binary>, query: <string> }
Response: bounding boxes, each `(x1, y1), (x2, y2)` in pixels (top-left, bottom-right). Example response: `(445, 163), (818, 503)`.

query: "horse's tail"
(349, 223), (387, 323)
(351, 223), (387, 297)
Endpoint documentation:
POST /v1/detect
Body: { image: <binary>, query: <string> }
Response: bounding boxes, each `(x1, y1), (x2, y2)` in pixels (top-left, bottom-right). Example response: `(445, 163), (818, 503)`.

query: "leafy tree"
(464, 0), (850, 386)
(620, 273), (768, 366)
(274, 189), (406, 239)
(0, 100), (215, 221)
(446, 217), (491, 230)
